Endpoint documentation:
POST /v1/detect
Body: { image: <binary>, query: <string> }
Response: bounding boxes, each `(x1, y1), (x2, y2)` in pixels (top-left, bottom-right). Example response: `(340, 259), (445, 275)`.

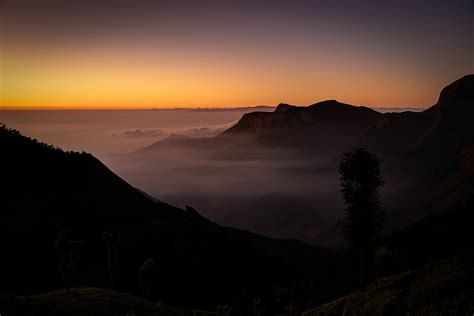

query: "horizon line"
(0, 104), (428, 111)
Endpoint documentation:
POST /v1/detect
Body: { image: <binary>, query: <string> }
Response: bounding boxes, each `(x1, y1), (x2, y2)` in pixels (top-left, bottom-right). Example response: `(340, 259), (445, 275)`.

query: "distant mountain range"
(122, 75), (474, 245)
(219, 75), (473, 207)
(188, 105), (275, 112)
(222, 75), (473, 166)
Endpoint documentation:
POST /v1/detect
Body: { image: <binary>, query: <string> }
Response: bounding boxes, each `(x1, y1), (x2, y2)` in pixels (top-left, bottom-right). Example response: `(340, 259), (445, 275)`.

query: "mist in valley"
(1, 106), (412, 248)
(103, 141), (344, 247)
(0, 108), (269, 155)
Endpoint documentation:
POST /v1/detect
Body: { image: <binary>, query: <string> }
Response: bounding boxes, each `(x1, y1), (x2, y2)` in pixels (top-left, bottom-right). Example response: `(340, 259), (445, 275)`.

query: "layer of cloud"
(176, 121), (237, 137)
(122, 128), (163, 137)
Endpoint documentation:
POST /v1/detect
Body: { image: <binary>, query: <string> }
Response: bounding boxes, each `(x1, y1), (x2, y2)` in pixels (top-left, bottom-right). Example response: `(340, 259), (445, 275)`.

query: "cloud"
(120, 121), (235, 140)
(176, 121), (237, 137)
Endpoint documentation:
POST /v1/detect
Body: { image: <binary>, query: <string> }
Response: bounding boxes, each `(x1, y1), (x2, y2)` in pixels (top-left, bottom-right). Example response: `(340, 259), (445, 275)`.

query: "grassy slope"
(0, 287), (217, 316)
(302, 250), (474, 316)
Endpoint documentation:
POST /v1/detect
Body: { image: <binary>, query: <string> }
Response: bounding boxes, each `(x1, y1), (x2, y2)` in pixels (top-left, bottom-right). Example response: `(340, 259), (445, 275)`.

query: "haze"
(0, 108), (272, 154)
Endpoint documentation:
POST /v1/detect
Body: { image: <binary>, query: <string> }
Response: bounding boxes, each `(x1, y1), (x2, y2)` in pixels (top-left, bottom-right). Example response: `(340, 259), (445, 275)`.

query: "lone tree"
(338, 147), (385, 287)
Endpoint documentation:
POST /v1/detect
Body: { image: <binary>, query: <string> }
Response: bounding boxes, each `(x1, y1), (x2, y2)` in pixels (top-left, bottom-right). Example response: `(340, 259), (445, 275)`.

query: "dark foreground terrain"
(1, 250), (473, 316)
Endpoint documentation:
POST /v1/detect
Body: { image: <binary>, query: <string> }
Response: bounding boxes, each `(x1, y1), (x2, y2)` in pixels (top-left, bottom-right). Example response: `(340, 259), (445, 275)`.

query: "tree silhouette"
(102, 229), (120, 289)
(338, 147), (385, 287)
(139, 258), (158, 300)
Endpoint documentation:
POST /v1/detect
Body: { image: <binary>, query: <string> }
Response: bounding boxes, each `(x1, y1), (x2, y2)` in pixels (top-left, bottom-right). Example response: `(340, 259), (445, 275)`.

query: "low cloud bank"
(122, 128), (163, 137)
(176, 121), (237, 137)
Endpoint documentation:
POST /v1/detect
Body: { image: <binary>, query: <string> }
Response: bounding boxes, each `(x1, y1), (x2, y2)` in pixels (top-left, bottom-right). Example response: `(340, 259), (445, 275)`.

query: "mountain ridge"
(123, 74), (474, 246)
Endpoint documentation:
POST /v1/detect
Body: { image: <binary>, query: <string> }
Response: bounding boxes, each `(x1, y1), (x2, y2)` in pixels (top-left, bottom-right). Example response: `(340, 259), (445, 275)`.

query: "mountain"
(108, 75), (473, 247)
(222, 100), (383, 155)
(0, 125), (353, 309)
(138, 100), (383, 156)
(222, 75), (473, 170)
(390, 143), (474, 223)
(360, 75), (474, 174)
(220, 74), (473, 175)
(358, 75), (474, 220)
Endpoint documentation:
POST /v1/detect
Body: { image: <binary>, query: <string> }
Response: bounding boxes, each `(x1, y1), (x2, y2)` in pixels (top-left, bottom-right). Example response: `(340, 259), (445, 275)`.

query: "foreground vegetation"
(1, 250), (472, 316)
(302, 250), (474, 316)
(0, 287), (218, 316)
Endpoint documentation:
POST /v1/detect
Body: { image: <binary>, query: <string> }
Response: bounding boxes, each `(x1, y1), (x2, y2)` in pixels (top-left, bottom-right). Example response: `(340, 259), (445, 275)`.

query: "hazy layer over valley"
(0, 105), (444, 247)
(0, 107), (272, 155)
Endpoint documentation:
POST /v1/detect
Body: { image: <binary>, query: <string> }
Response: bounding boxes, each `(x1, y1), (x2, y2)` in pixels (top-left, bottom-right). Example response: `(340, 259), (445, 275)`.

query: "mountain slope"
(360, 74), (474, 173)
(302, 250), (474, 316)
(358, 75), (474, 218)
(0, 125), (349, 308)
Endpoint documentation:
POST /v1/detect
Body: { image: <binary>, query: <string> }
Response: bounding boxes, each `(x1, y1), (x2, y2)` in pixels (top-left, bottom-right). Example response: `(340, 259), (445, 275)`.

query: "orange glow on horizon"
(1, 0), (472, 111)
(0, 39), (466, 111)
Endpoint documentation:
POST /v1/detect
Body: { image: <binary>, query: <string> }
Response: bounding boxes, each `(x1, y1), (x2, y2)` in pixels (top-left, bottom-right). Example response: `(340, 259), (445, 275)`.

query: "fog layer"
(0, 109), (266, 155)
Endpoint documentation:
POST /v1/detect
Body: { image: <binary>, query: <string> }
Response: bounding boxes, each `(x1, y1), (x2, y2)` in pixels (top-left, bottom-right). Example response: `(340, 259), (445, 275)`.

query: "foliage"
(338, 147), (385, 249)
(102, 229), (121, 288)
(302, 250), (474, 316)
(338, 147), (384, 286)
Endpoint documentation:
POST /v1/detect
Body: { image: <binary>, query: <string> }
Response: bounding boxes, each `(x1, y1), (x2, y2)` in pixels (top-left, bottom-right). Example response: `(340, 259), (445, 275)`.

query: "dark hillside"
(302, 250), (474, 316)
(0, 125), (350, 309)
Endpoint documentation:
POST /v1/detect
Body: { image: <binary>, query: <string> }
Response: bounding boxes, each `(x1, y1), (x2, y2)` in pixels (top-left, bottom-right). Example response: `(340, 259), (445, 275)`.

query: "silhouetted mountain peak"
(275, 103), (297, 112)
(308, 100), (370, 112)
(435, 74), (474, 112)
(358, 74), (474, 180)
(222, 99), (383, 152)
(309, 99), (340, 108)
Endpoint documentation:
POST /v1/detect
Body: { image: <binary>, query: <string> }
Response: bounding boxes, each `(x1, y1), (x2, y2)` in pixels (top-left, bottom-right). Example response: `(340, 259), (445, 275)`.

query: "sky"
(1, 0), (473, 109)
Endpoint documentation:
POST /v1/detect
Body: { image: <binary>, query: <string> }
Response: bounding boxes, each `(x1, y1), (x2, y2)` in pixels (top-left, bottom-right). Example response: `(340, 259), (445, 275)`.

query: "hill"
(302, 250), (474, 316)
(0, 287), (180, 316)
(0, 125), (351, 309)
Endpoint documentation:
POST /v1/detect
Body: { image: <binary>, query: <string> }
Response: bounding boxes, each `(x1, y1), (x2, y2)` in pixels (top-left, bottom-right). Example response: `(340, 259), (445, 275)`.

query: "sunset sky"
(1, 0), (473, 109)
